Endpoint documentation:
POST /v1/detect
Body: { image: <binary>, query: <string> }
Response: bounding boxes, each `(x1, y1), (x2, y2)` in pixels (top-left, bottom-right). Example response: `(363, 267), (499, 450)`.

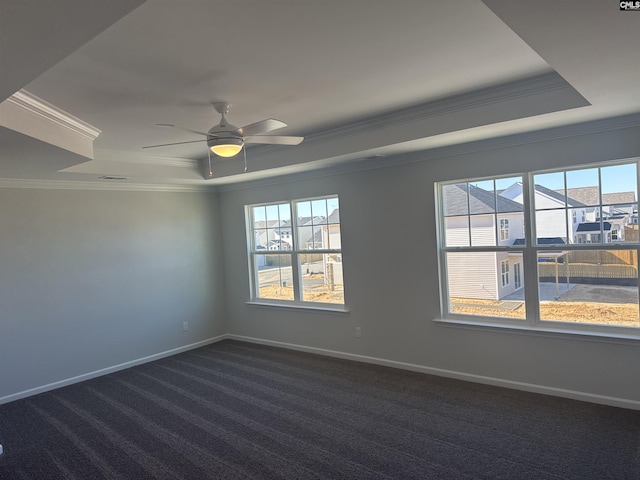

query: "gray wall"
(0, 188), (226, 401)
(219, 122), (640, 406)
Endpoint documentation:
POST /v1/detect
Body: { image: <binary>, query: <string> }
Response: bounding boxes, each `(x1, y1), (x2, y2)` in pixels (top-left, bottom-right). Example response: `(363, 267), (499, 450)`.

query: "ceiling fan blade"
(244, 135), (304, 146)
(155, 123), (210, 137)
(142, 139), (207, 149)
(234, 118), (287, 137)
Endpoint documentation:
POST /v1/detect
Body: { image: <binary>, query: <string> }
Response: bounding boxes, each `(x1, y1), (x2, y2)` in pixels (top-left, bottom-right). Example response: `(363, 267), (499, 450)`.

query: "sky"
(534, 163), (637, 195)
(471, 162), (637, 196)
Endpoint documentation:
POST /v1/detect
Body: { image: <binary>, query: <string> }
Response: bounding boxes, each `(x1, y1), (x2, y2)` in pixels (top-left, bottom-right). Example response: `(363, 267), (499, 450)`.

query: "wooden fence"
(538, 262), (638, 285)
(564, 250), (637, 266)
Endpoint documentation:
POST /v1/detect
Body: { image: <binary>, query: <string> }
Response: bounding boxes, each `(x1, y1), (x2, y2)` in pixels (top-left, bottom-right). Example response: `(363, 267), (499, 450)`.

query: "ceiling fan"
(142, 102), (304, 158)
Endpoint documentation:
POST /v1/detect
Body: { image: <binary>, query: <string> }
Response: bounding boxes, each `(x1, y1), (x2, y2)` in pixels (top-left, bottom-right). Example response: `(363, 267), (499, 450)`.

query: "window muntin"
(248, 196), (344, 306)
(437, 160), (640, 333)
(442, 177), (524, 249)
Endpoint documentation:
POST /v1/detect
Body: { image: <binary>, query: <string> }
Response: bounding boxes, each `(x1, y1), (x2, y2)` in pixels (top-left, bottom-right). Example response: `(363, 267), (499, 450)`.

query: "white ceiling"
(1, 0), (639, 188)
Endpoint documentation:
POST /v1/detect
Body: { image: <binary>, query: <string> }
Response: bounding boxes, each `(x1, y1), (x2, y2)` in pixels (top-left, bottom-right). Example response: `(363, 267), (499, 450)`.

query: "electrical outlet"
(354, 326), (362, 338)
(182, 322), (189, 332)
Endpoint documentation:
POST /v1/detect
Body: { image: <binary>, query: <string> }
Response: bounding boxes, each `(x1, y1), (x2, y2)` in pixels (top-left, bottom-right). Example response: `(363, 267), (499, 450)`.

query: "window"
(514, 263), (522, 289)
(437, 160), (640, 334)
(499, 218), (509, 241)
(247, 196), (344, 307)
(501, 260), (510, 287)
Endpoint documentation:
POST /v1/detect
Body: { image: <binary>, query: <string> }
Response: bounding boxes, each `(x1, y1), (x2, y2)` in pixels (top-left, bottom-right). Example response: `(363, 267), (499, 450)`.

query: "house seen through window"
(437, 161), (640, 333)
(247, 196), (343, 306)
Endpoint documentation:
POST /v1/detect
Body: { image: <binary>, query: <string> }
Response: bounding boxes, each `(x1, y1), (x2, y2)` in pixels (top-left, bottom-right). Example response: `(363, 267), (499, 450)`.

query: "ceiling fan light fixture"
(209, 137), (244, 157)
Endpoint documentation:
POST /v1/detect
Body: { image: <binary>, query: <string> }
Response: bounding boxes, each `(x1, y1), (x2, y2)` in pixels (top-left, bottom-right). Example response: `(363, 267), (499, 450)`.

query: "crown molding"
(0, 178), (212, 193)
(251, 71), (584, 156)
(0, 89), (101, 158)
(6, 90), (101, 141)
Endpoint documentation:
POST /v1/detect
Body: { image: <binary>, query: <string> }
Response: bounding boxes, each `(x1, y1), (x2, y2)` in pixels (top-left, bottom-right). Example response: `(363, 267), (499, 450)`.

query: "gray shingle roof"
(443, 183), (523, 216)
(327, 208), (340, 224)
(513, 237), (566, 245)
(535, 184), (586, 207)
(577, 222), (612, 232)
(554, 187), (636, 206)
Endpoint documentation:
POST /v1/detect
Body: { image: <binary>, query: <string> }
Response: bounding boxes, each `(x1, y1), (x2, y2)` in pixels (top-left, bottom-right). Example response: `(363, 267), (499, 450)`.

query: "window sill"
(246, 301), (349, 315)
(434, 317), (640, 345)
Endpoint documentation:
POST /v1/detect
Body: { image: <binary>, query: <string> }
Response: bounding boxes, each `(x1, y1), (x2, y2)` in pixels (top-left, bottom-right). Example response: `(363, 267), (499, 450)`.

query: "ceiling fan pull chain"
(243, 146), (248, 173)
(208, 149), (213, 178)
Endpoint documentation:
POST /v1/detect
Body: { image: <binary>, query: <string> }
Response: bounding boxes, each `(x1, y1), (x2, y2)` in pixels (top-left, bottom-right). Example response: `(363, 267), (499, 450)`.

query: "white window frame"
(436, 159), (640, 338)
(246, 195), (345, 310)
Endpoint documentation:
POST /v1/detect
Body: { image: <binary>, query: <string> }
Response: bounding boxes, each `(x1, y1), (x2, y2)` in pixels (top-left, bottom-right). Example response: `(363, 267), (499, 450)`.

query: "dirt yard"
(451, 298), (639, 326)
(259, 284), (344, 304)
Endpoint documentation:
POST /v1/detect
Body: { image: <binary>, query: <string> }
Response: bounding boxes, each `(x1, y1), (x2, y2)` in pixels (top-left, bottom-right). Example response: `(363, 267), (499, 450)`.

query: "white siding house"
(443, 183), (524, 301)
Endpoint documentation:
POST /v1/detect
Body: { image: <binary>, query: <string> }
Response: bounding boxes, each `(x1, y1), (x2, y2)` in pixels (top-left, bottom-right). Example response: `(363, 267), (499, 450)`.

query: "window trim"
(246, 195), (346, 310)
(436, 159), (640, 339)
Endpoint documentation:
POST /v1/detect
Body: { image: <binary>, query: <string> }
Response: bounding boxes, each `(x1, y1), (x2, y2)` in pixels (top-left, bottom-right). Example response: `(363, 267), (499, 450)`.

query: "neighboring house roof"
(327, 208), (340, 224)
(253, 220), (280, 229)
(443, 183), (523, 216)
(554, 187), (636, 206)
(603, 192), (636, 204)
(513, 237), (566, 245)
(576, 222), (612, 232)
(534, 184), (587, 207)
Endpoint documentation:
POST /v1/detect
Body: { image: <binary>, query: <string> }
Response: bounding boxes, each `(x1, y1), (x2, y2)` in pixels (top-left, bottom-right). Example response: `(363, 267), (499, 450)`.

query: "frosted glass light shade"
(210, 143), (243, 157)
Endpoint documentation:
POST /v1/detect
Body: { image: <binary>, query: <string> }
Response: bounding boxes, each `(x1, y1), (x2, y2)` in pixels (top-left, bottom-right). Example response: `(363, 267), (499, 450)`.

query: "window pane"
(255, 254), (294, 301)
(311, 199), (328, 224)
(468, 181), (495, 214)
(470, 215), (496, 246)
(446, 252), (525, 319)
(499, 212), (524, 246)
(495, 176), (524, 210)
(278, 203), (291, 223)
(327, 197), (340, 220)
(444, 216), (470, 247)
(298, 224), (321, 250)
(566, 168), (599, 206)
(575, 220), (606, 245)
(533, 172), (566, 208)
(538, 249), (639, 327)
(326, 223), (341, 250)
(253, 228), (268, 250)
(265, 204), (281, 223)
(535, 209), (568, 245)
(299, 253), (344, 304)
(252, 205), (266, 224)
(602, 164), (638, 235)
(601, 163), (637, 201)
(442, 183), (469, 217)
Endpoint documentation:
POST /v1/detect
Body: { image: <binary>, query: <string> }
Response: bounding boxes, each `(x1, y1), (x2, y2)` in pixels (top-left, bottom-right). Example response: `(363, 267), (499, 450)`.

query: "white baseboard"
(227, 334), (640, 411)
(0, 335), (229, 406)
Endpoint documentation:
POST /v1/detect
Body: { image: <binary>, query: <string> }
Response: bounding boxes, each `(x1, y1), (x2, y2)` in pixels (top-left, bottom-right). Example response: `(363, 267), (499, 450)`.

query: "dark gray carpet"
(0, 340), (638, 479)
